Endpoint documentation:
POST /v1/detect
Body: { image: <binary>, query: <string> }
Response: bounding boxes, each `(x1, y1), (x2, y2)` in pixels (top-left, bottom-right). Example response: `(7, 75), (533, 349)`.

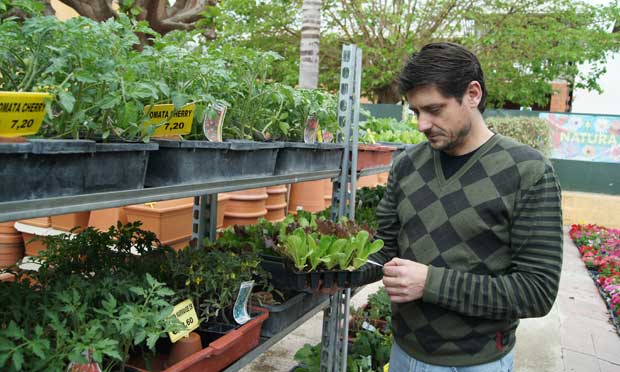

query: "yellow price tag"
(168, 299), (200, 343)
(0, 91), (51, 137)
(144, 103), (195, 136)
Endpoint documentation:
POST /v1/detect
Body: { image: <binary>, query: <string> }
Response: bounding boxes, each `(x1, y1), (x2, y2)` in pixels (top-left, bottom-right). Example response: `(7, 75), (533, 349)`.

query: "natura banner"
(539, 113), (620, 163)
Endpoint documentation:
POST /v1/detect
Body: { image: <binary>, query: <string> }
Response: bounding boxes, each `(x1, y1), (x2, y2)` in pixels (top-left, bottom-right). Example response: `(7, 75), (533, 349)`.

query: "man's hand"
(382, 257), (429, 303)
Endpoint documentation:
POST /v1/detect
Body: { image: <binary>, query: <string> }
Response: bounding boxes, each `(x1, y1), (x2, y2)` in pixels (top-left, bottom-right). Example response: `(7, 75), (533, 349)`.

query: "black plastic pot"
(274, 142), (344, 175)
(260, 292), (329, 338)
(0, 139), (157, 202)
(144, 140), (282, 187)
(198, 323), (238, 347)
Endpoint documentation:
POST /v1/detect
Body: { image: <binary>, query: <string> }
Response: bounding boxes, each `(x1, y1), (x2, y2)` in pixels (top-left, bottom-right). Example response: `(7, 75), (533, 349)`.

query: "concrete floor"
(242, 227), (620, 372)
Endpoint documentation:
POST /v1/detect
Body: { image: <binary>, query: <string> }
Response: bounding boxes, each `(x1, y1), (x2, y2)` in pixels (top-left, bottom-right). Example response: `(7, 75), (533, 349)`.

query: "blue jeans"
(388, 341), (514, 372)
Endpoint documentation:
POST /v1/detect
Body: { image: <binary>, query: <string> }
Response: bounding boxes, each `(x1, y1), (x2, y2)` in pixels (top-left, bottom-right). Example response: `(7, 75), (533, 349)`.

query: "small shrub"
(486, 116), (552, 155)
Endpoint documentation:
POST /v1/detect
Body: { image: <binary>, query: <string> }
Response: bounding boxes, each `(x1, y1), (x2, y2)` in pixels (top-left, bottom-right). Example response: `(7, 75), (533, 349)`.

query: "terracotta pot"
(127, 307), (269, 372)
(0, 230), (24, 269)
(124, 198), (194, 250)
(166, 332), (203, 371)
(0, 222), (17, 234)
(51, 212), (91, 232)
(356, 144), (396, 170)
(22, 232), (47, 257)
(88, 208), (127, 231)
(17, 217), (51, 228)
(265, 185), (288, 222)
(217, 194), (230, 229)
(289, 180), (327, 214)
(224, 188), (268, 227)
(324, 179), (333, 209)
(357, 175), (380, 189)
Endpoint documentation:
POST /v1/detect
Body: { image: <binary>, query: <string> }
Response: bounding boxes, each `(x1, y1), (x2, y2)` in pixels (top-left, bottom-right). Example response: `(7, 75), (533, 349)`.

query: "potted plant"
(0, 16), (159, 203)
(0, 222), (183, 372)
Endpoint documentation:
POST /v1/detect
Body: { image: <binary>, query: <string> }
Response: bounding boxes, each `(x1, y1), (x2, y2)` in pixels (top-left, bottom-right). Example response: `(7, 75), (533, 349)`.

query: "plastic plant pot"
(0, 139), (156, 202)
(274, 142), (344, 175)
(356, 144), (396, 171)
(145, 140), (282, 187)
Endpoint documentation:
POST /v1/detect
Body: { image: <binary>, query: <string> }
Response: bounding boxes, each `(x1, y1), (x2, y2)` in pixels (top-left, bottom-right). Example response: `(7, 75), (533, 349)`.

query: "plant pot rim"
(0, 139), (157, 154)
(154, 139), (231, 150)
(358, 143), (397, 152)
(280, 142), (344, 150)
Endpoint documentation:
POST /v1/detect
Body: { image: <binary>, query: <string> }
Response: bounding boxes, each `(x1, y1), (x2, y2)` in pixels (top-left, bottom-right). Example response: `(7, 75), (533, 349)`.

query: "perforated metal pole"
(321, 44), (363, 372)
(192, 194), (217, 248)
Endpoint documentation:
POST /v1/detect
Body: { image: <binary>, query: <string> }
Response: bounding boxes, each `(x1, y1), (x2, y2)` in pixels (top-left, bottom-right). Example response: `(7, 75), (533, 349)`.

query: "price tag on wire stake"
(0, 91), (52, 137)
(168, 299), (200, 343)
(144, 103), (195, 136)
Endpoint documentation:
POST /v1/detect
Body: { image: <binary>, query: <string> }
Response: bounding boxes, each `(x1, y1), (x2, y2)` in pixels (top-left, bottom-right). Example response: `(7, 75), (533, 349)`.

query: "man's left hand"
(382, 257), (429, 303)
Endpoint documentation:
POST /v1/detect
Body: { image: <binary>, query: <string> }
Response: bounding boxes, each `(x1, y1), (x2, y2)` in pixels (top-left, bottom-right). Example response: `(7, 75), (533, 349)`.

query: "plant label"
(143, 103), (195, 137)
(304, 115), (319, 144)
(233, 280), (254, 325)
(203, 102), (227, 142)
(168, 299), (200, 343)
(0, 92), (52, 137)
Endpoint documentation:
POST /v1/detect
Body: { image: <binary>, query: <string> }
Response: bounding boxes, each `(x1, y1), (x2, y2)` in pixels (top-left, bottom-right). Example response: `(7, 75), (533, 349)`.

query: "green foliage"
(0, 223), (182, 371)
(34, 221), (169, 283)
(278, 220), (383, 272)
(216, 0), (620, 107)
(486, 116), (552, 155)
(0, 273), (180, 371)
(0, 15), (338, 142)
(161, 245), (264, 324)
(352, 185), (387, 229)
(360, 116), (426, 145)
(293, 326), (391, 372)
(0, 0), (45, 18)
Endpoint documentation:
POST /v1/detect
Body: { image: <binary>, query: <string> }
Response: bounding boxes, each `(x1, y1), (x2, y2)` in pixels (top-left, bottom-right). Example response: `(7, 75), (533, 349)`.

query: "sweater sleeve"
(359, 164), (402, 284)
(422, 163), (563, 319)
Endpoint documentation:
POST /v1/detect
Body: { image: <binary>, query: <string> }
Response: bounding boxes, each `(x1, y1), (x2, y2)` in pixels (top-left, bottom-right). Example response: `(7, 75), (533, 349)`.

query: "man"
(361, 42), (563, 371)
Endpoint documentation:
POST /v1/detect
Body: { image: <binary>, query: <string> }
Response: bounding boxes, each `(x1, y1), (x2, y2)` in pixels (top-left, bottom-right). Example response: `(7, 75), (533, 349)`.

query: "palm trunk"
(299, 0), (321, 88)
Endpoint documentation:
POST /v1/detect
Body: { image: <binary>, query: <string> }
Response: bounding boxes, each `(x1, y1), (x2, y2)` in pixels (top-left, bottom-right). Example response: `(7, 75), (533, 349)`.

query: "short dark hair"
(399, 42), (487, 113)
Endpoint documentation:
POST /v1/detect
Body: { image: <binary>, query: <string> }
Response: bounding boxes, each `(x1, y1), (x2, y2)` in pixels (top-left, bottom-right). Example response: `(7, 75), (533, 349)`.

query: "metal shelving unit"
(357, 165), (391, 177)
(0, 43), (381, 372)
(0, 169), (339, 223)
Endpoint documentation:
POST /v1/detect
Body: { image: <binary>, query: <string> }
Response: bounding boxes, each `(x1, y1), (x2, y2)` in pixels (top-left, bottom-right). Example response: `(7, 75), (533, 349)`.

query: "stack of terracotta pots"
(265, 185), (288, 222)
(224, 188), (268, 227)
(0, 222), (24, 268)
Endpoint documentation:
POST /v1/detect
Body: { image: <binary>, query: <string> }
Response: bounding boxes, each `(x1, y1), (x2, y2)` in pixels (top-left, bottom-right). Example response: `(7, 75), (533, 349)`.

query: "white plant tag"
(233, 280), (254, 325)
(361, 321), (377, 333)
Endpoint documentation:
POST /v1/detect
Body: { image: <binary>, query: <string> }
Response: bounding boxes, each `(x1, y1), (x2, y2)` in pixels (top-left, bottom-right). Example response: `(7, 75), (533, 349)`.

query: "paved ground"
(242, 227), (620, 371)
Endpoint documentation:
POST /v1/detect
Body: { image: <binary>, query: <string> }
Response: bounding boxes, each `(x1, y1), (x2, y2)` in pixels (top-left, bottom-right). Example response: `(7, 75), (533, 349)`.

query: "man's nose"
(417, 113), (432, 132)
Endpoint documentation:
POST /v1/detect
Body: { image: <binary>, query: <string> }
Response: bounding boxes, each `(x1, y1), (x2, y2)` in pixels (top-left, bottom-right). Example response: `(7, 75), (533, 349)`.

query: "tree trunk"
(299, 0), (321, 89)
(375, 81), (402, 104)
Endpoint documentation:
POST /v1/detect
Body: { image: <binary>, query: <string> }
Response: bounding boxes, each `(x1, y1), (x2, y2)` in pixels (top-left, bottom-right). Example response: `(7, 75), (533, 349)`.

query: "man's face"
(406, 85), (472, 153)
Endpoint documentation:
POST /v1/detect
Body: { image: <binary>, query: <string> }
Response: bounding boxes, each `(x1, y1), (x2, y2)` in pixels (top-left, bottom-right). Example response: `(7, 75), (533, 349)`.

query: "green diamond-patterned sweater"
(362, 134), (563, 366)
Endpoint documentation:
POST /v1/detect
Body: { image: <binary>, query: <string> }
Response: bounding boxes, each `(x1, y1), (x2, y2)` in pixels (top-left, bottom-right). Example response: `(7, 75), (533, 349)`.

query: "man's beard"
(437, 120), (472, 152)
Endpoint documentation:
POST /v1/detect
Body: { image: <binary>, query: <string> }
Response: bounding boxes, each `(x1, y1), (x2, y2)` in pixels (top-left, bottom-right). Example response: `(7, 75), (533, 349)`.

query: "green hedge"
(486, 116), (552, 155)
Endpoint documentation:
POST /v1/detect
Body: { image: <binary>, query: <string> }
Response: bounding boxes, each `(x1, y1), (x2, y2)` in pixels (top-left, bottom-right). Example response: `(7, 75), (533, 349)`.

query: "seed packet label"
(203, 102), (227, 142)
(304, 116), (319, 144)
(168, 299), (200, 343)
(0, 92), (51, 137)
(233, 280), (254, 325)
(144, 103), (195, 136)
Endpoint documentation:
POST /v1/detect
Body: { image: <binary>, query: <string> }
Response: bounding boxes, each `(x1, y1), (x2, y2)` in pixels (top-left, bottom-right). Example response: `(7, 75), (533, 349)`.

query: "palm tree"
(299, 0), (321, 88)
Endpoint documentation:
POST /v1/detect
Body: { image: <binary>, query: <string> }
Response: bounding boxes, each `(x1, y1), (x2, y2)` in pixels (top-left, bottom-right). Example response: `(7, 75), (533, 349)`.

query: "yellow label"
(144, 103), (195, 136)
(317, 124), (323, 143)
(168, 299), (200, 343)
(0, 92), (51, 137)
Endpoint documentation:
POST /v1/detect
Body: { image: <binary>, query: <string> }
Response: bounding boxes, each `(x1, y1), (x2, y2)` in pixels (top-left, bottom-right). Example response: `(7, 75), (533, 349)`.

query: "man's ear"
(465, 81), (482, 108)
